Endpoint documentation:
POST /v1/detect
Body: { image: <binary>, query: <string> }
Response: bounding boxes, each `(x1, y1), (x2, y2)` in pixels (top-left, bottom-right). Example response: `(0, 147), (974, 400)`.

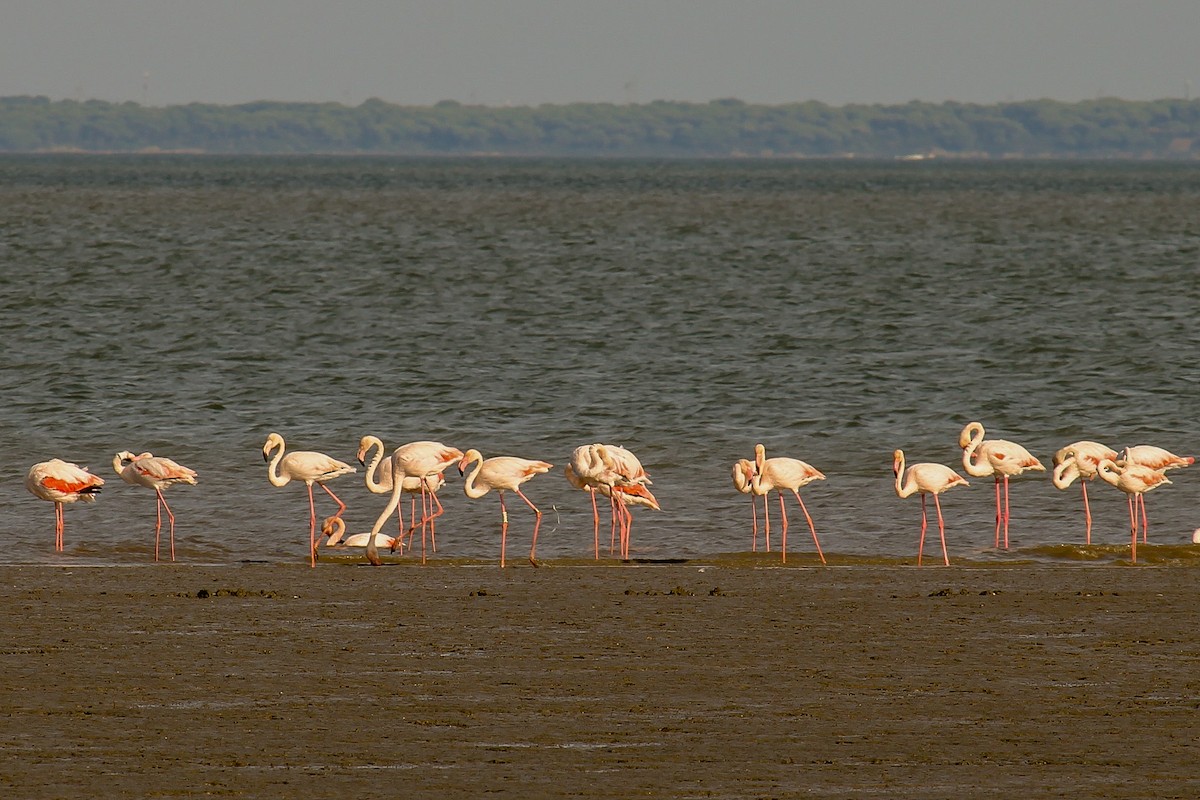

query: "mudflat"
(2, 560), (1197, 799)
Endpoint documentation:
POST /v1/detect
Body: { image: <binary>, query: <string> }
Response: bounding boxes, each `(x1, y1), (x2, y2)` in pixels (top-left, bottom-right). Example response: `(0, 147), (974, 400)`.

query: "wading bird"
(25, 459), (105, 552)
(747, 444), (827, 565)
(1051, 441), (1118, 545)
(458, 449), (553, 567)
(893, 449), (969, 566)
(959, 422), (1045, 549)
(1096, 458), (1172, 563)
(262, 432), (356, 567)
(356, 435), (445, 554)
(112, 450), (198, 561)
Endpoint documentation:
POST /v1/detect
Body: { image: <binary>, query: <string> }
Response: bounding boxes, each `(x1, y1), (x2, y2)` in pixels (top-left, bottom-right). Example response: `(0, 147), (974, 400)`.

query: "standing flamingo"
(732, 459), (766, 551)
(1051, 441), (1118, 545)
(1096, 458), (1172, 563)
(25, 459), (105, 552)
(356, 435), (446, 553)
(893, 449), (969, 566)
(384, 440), (464, 562)
(959, 422), (1045, 549)
(112, 450), (198, 562)
(748, 444), (827, 565)
(1119, 445), (1194, 472)
(261, 432), (356, 567)
(566, 452), (660, 559)
(592, 443), (657, 559)
(458, 449), (553, 568)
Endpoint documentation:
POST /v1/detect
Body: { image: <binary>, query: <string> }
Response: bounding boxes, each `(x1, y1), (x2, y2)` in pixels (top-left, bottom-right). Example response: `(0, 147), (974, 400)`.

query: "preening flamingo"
(731, 459), (765, 551)
(25, 459), (105, 552)
(261, 432), (356, 567)
(748, 444), (827, 564)
(1119, 445), (1194, 472)
(356, 435), (446, 554)
(893, 449), (969, 566)
(112, 450), (198, 561)
(1051, 440), (1118, 545)
(1096, 458), (1172, 563)
(593, 443), (657, 560)
(959, 422), (1045, 549)
(458, 449), (553, 567)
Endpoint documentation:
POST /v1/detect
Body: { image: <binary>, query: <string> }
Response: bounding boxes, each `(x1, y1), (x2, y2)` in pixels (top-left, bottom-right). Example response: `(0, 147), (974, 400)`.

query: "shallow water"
(2, 155), (1198, 566)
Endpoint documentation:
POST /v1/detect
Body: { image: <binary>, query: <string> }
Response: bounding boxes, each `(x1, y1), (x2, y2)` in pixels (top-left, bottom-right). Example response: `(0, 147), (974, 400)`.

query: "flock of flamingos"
(21, 422), (1194, 567)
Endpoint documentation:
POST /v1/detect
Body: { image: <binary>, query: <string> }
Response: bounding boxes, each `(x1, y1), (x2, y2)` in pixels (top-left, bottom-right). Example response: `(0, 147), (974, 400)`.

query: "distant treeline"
(1, 95), (1199, 158)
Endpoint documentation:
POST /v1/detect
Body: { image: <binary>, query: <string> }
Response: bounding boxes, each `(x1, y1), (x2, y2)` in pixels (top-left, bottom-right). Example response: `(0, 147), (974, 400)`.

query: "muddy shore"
(2, 560), (1198, 798)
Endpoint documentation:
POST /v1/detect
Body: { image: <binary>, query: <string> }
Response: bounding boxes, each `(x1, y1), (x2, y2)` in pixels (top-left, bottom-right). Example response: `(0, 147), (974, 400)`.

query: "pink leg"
(777, 492), (788, 564)
(318, 482), (347, 517)
(428, 490), (445, 553)
(590, 488), (600, 560)
(1140, 495), (1149, 543)
(514, 487), (542, 565)
(609, 494), (619, 556)
(993, 477), (1002, 548)
(751, 494), (759, 552)
(934, 492), (949, 566)
(762, 494), (772, 553)
(156, 488), (177, 562)
(1081, 481), (1092, 545)
(791, 490), (826, 565)
(1001, 475), (1011, 549)
(1128, 495), (1137, 564)
(306, 484), (318, 568)
(154, 493), (163, 561)
(55, 503), (64, 552)
(917, 494), (928, 566)
(498, 492), (509, 568)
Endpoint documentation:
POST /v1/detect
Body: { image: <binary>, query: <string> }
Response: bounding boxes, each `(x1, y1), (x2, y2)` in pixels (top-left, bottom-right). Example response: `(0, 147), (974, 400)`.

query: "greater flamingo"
(357, 435), (446, 553)
(1096, 458), (1172, 563)
(732, 458), (766, 551)
(566, 454), (660, 559)
(385, 440), (464, 562)
(458, 449), (553, 567)
(592, 443), (656, 559)
(25, 459), (105, 552)
(959, 422), (1045, 549)
(893, 449), (969, 566)
(320, 516), (397, 550)
(112, 450), (198, 561)
(261, 432), (356, 567)
(1119, 445), (1194, 472)
(748, 444), (827, 565)
(1051, 440), (1118, 544)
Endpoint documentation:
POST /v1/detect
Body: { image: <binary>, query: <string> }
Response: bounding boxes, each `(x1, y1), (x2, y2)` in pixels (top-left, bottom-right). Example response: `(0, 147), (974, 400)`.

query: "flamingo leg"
(934, 492), (949, 566)
(608, 493), (619, 556)
(917, 494), (928, 566)
(590, 488), (600, 560)
(498, 492), (509, 568)
(791, 490), (826, 565)
(1140, 494), (1149, 543)
(306, 483), (318, 568)
(993, 477), (1002, 548)
(514, 487), (542, 565)
(762, 494), (772, 553)
(317, 482), (347, 518)
(1081, 481), (1092, 545)
(1002, 475), (1011, 549)
(55, 502), (65, 552)
(751, 494), (759, 552)
(777, 492), (788, 564)
(1127, 495), (1138, 564)
(428, 490), (444, 553)
(156, 488), (177, 562)
(154, 492), (163, 562)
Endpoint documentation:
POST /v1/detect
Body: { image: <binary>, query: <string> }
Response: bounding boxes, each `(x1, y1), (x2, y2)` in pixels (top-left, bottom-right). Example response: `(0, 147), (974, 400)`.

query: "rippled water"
(2, 155), (1199, 566)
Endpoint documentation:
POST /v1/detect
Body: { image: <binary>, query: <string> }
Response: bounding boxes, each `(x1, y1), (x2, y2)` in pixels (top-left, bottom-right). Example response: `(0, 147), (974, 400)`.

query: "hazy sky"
(4, 1), (1199, 108)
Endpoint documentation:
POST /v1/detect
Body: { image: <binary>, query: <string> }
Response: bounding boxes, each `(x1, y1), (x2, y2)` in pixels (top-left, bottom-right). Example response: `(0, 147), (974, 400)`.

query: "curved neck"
(1052, 459), (1079, 490)
(363, 439), (389, 493)
(893, 453), (917, 498)
(960, 426), (992, 477)
(1095, 459), (1121, 487)
(461, 452), (489, 499)
(365, 462), (405, 565)
(265, 441), (289, 487)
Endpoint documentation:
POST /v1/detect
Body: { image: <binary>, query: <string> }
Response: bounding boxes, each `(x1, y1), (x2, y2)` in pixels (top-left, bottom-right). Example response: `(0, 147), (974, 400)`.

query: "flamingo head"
(262, 432), (284, 461)
(457, 449), (482, 475)
(320, 516), (346, 546)
(892, 449), (904, 476)
(618, 482), (661, 511)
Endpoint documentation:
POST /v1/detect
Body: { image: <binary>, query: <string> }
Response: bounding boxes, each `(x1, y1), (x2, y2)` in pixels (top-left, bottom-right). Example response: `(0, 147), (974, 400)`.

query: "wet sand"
(2, 558), (1199, 798)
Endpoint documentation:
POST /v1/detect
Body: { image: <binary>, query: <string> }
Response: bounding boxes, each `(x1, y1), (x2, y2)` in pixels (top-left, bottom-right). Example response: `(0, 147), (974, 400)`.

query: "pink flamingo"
(356, 435), (445, 553)
(893, 449), (969, 566)
(959, 422), (1045, 549)
(384, 440), (464, 562)
(262, 432), (356, 567)
(565, 455), (660, 559)
(732, 459), (766, 551)
(25, 459), (105, 552)
(592, 443), (657, 559)
(112, 450), (198, 561)
(1118, 446), (1192, 543)
(1051, 441), (1118, 545)
(747, 444), (827, 565)
(1096, 458), (1172, 563)
(458, 449), (553, 568)
(320, 517), (397, 551)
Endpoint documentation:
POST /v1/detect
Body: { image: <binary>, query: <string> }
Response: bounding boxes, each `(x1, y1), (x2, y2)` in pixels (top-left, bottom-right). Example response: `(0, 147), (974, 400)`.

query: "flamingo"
(458, 449), (553, 568)
(1051, 441), (1118, 545)
(261, 432), (356, 567)
(592, 443), (656, 559)
(893, 449), (969, 566)
(566, 455), (660, 559)
(747, 444), (827, 564)
(1119, 445), (1194, 472)
(732, 459), (766, 551)
(356, 435), (446, 553)
(320, 517), (397, 550)
(959, 422), (1045, 549)
(1096, 458), (1172, 563)
(25, 459), (105, 552)
(112, 450), (198, 562)
(384, 440), (464, 562)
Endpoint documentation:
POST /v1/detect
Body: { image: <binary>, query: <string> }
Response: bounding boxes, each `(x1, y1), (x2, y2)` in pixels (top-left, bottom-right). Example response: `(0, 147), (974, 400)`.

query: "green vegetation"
(1, 95), (1198, 157)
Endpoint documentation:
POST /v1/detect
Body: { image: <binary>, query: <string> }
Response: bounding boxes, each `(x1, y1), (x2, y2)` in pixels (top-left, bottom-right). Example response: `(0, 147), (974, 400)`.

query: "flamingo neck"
(461, 452), (489, 499)
(1095, 459), (1121, 488)
(893, 453), (918, 498)
(960, 426), (992, 478)
(363, 439), (388, 493)
(265, 443), (290, 487)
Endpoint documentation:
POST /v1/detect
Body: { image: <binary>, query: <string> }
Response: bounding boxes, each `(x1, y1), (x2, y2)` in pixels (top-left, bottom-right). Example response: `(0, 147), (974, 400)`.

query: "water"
(2, 155), (1199, 566)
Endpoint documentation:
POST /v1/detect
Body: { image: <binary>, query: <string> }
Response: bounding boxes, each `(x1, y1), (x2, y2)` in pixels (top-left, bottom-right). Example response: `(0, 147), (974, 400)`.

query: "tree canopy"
(1, 95), (1197, 158)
